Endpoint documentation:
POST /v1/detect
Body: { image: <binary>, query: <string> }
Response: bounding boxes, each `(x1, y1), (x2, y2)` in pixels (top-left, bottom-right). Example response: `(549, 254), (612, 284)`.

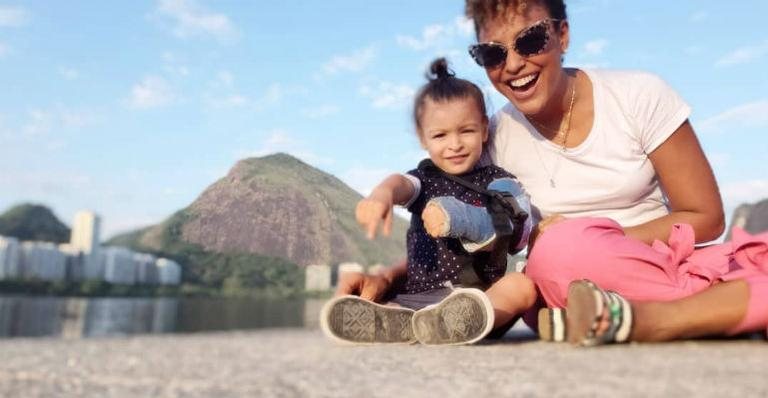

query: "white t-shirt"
(486, 69), (691, 227)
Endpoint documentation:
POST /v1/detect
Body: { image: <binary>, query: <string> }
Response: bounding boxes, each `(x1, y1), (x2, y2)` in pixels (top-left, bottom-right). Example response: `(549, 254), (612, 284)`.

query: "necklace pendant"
(549, 179), (556, 188)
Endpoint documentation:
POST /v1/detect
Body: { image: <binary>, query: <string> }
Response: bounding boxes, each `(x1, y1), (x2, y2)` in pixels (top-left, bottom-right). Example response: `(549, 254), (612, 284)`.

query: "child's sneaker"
(411, 288), (494, 345)
(320, 295), (416, 344)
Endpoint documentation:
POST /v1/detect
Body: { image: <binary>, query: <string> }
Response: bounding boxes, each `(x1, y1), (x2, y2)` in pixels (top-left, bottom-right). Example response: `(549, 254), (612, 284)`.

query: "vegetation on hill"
(109, 153), (409, 296)
(109, 209), (304, 296)
(0, 203), (70, 243)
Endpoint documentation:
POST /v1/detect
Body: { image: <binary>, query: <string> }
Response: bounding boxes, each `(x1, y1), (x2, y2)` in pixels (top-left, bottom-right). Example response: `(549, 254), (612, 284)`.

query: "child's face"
(419, 96), (488, 175)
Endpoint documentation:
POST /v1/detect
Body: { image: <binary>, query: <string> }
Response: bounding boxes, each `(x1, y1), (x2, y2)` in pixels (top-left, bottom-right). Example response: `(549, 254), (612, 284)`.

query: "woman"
(338, 0), (768, 345)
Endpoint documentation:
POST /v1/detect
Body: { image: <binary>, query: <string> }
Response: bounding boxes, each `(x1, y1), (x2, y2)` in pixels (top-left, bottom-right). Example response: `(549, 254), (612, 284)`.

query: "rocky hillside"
(0, 203), (70, 243)
(726, 198), (768, 240)
(111, 153), (408, 268)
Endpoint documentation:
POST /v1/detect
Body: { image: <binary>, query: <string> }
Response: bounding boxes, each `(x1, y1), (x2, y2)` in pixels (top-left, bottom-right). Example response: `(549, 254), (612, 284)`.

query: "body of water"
(0, 295), (326, 339)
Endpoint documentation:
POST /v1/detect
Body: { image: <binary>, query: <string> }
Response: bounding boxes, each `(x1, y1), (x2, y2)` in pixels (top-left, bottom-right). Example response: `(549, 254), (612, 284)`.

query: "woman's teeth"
(510, 73), (538, 89)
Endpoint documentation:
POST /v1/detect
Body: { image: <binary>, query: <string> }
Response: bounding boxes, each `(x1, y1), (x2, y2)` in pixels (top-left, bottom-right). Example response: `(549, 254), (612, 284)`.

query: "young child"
(320, 58), (538, 345)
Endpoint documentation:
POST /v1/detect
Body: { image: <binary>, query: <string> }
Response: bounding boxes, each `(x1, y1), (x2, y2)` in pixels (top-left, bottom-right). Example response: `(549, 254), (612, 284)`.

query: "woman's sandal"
(537, 307), (567, 342)
(565, 279), (633, 346)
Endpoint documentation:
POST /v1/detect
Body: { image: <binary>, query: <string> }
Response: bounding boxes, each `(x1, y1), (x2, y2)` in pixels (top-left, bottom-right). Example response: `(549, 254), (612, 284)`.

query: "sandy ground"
(0, 326), (766, 398)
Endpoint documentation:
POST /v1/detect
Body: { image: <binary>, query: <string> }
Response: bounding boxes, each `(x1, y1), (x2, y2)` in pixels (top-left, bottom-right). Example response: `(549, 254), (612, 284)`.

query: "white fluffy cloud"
(698, 100), (768, 133)
(583, 39), (609, 56)
(0, 6), (29, 27)
(127, 76), (175, 109)
(58, 66), (80, 80)
(156, 0), (237, 41)
(339, 166), (394, 196)
(721, 179), (768, 210)
(302, 104), (340, 119)
(689, 11), (708, 22)
(238, 129), (334, 167)
(397, 24), (447, 51)
(359, 80), (415, 110)
(397, 17), (474, 52)
(207, 94), (249, 109)
(323, 46), (376, 75)
(715, 40), (768, 67)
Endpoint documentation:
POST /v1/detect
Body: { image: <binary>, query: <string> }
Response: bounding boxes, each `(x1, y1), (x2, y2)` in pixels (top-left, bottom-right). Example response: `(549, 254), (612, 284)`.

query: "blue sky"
(1, 0), (767, 239)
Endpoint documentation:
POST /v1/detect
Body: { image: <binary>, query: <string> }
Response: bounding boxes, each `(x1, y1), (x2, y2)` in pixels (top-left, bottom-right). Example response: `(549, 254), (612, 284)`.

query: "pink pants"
(524, 217), (768, 335)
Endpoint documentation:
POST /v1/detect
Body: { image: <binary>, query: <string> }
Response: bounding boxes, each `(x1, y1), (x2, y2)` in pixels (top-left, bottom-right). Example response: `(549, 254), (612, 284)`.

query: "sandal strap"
(598, 290), (633, 344)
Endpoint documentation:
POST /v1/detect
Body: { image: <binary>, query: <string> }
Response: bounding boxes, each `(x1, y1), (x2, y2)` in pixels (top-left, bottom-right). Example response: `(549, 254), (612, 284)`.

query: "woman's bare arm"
(624, 120), (725, 244)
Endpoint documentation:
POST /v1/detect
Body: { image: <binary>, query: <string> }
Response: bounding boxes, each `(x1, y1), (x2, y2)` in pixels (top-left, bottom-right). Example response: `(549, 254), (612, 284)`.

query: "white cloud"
(207, 82), (304, 111)
(0, 170), (93, 197)
(253, 83), (285, 110)
(720, 179), (768, 210)
(60, 109), (96, 129)
(690, 11), (708, 22)
(715, 40), (768, 67)
(698, 100), (768, 133)
(238, 129), (334, 167)
(23, 110), (53, 137)
(359, 81), (416, 109)
(340, 167), (395, 196)
(323, 46), (376, 75)
(217, 70), (234, 87)
(207, 94), (249, 109)
(455, 16), (474, 37)
(204, 71), (253, 109)
(162, 51), (190, 77)
(397, 18), (473, 52)
(0, 107), (96, 147)
(397, 24), (447, 51)
(683, 45), (703, 56)
(583, 39), (609, 56)
(156, 0), (237, 42)
(302, 104), (340, 119)
(127, 76), (175, 109)
(0, 6), (29, 27)
(58, 66), (80, 80)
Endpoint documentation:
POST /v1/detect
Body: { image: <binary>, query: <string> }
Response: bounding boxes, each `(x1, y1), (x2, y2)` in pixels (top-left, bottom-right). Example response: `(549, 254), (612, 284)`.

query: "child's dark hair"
(413, 58), (487, 133)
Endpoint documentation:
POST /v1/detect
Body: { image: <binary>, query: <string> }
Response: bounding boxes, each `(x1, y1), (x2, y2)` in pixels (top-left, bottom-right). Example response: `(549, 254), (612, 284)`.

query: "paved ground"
(0, 327), (766, 398)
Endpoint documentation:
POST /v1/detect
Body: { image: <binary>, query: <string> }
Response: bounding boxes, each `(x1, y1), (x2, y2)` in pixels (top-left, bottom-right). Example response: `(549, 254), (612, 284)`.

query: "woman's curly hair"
(464, 0), (567, 36)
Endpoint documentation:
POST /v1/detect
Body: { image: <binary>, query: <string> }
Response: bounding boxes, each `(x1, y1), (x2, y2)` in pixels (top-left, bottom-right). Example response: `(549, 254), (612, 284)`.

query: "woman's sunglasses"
(469, 18), (562, 68)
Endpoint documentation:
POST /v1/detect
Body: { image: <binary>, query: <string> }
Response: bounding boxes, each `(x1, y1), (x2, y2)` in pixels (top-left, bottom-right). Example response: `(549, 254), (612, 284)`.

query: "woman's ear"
(558, 20), (570, 54)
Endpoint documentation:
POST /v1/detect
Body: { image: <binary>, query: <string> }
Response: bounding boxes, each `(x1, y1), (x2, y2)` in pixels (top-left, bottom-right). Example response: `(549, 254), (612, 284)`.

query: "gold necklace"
(528, 79), (577, 188)
(529, 80), (577, 151)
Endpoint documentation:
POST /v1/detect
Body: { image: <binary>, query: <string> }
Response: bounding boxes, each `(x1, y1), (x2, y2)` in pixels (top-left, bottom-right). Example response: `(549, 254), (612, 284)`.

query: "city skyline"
(1, 1), (766, 239)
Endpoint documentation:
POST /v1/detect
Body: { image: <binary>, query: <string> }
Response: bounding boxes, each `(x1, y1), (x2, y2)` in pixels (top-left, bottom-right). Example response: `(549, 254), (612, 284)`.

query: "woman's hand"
(335, 259), (408, 302)
(335, 272), (391, 302)
(529, 214), (567, 248)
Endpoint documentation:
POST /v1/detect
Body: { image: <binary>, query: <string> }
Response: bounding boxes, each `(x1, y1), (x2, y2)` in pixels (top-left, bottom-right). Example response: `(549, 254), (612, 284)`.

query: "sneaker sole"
(319, 295), (416, 345)
(411, 288), (494, 345)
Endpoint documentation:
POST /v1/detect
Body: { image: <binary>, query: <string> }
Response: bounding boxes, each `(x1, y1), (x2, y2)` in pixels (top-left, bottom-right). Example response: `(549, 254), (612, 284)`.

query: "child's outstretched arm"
(355, 174), (415, 239)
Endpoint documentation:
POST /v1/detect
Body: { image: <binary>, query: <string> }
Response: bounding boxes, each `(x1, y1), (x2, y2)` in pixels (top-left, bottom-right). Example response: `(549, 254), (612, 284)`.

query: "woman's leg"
(529, 217), (768, 341)
(525, 217), (715, 307)
(630, 280), (749, 341)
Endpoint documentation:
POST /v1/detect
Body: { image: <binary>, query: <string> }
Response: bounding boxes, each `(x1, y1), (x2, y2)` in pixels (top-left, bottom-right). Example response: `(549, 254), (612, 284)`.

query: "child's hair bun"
(427, 57), (455, 81)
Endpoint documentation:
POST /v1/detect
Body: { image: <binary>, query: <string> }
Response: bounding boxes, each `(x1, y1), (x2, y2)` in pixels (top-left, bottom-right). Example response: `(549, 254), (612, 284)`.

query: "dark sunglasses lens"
(515, 24), (549, 57)
(470, 44), (507, 68)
